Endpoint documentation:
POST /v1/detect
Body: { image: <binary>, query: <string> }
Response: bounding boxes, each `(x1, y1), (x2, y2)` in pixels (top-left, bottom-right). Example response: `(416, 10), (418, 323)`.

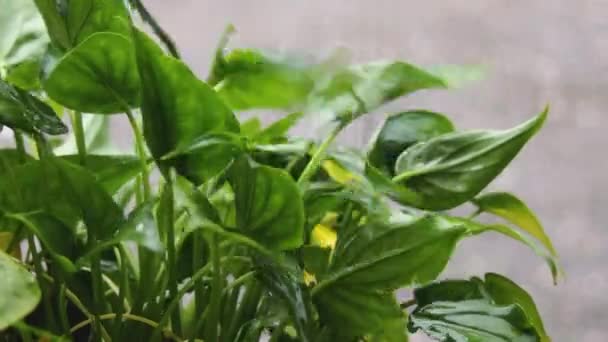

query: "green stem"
(70, 111), (104, 341)
(152, 256), (250, 340)
(297, 123), (344, 186)
(129, 0), (180, 58)
(126, 110), (151, 200)
(27, 236), (58, 332)
(58, 284), (70, 335)
(192, 232), (205, 338)
(70, 313), (183, 342)
(162, 179), (182, 336)
(112, 247), (130, 340)
(204, 233), (222, 342)
(70, 111), (87, 166)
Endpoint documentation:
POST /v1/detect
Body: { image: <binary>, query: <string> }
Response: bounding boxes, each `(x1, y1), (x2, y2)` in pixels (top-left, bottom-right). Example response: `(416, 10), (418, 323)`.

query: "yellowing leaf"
(311, 224), (337, 249)
(303, 270), (317, 286)
(322, 159), (359, 185)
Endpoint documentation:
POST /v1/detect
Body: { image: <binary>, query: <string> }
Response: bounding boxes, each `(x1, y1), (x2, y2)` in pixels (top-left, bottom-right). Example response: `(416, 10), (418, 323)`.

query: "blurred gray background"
(141, 1), (607, 340)
(2, 0), (606, 340)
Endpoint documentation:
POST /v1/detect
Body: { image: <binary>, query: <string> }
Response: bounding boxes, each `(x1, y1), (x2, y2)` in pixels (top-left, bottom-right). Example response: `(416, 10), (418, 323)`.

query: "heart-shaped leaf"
(393, 108), (548, 210)
(228, 156), (304, 250)
(133, 28), (240, 183)
(43, 32), (140, 113)
(0, 250), (41, 330)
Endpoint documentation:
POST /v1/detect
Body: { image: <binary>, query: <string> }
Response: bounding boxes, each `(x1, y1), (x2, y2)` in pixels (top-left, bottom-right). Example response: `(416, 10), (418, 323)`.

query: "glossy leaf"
(5, 60), (42, 90)
(228, 156), (304, 250)
(317, 214), (467, 291)
(394, 108), (548, 210)
(308, 60), (446, 124)
(485, 273), (549, 341)
(214, 49), (315, 110)
(410, 274), (547, 341)
(43, 32), (140, 113)
(0, 250), (41, 330)
(133, 29), (240, 182)
(0, 0), (49, 71)
(0, 79), (67, 135)
(473, 192), (556, 255)
(368, 110), (454, 176)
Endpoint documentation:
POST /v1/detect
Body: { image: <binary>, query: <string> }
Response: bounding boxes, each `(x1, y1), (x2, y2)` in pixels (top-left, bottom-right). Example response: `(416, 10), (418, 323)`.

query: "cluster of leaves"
(0, 0), (559, 341)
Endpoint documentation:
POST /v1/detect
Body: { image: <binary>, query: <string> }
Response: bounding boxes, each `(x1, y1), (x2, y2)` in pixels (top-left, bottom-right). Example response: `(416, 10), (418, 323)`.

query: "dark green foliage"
(0, 2), (558, 341)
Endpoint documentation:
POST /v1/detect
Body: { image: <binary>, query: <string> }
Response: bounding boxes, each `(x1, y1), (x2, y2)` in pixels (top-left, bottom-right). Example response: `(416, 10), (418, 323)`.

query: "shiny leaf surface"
(394, 108), (548, 210)
(368, 110), (454, 176)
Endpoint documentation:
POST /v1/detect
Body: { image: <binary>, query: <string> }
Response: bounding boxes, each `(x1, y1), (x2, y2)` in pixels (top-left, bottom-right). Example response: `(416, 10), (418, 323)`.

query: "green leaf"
(254, 112), (304, 144)
(300, 245), (331, 278)
(368, 110), (454, 176)
(34, 0), (130, 50)
(228, 156), (304, 250)
(0, 158), (123, 241)
(240, 117), (262, 138)
(314, 285), (406, 340)
(410, 274), (546, 342)
(427, 64), (487, 88)
(5, 60), (42, 90)
(317, 214), (467, 291)
(393, 108), (548, 210)
(472, 192), (556, 256)
(59, 154), (142, 194)
(411, 300), (538, 342)
(484, 273), (549, 341)
(255, 257), (318, 342)
(0, 0), (49, 71)
(308, 60), (446, 124)
(0, 79), (67, 135)
(470, 222), (560, 283)
(133, 29), (240, 183)
(213, 49), (315, 110)
(43, 32), (140, 113)
(0, 250), (41, 330)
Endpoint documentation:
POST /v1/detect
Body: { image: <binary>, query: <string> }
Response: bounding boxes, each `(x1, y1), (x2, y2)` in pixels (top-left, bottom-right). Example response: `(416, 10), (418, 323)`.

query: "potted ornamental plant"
(0, 0), (558, 341)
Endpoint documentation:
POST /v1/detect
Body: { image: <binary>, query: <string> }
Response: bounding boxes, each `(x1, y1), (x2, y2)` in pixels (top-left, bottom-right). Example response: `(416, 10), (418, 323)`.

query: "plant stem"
(125, 110), (151, 200)
(192, 232), (205, 338)
(70, 111), (87, 166)
(152, 256), (250, 340)
(297, 123), (344, 186)
(204, 233), (222, 342)
(27, 235), (58, 332)
(162, 179), (182, 335)
(129, 0), (180, 58)
(70, 111), (104, 341)
(70, 313), (183, 342)
(58, 284), (71, 335)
